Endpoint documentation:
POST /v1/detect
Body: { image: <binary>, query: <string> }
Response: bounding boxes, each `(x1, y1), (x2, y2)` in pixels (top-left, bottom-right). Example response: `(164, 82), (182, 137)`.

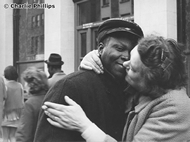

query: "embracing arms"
(42, 96), (116, 142)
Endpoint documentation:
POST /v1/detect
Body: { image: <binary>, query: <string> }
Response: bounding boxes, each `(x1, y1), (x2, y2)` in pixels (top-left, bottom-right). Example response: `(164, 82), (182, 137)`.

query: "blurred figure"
(16, 67), (49, 142)
(1, 66), (24, 142)
(45, 53), (66, 88)
(0, 76), (6, 137)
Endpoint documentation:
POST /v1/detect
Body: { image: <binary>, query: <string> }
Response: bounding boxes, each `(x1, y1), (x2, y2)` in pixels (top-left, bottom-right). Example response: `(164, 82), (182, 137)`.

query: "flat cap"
(97, 19), (144, 42)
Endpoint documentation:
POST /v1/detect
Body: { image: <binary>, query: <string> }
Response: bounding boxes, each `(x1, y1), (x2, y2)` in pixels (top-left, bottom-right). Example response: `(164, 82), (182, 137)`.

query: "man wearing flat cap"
(34, 19), (144, 142)
(45, 53), (66, 88)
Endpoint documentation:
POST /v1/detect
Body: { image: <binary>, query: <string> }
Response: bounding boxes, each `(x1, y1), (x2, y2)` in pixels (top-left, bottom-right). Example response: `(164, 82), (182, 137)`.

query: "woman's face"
(123, 45), (147, 91)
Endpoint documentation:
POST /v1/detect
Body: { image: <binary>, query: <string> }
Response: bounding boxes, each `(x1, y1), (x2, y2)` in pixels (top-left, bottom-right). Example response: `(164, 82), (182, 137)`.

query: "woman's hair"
(137, 35), (187, 98)
(4, 66), (18, 81)
(22, 67), (49, 93)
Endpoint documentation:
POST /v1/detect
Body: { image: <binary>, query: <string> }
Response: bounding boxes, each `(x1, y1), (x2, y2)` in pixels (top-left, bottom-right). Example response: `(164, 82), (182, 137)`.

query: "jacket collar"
(134, 95), (152, 113)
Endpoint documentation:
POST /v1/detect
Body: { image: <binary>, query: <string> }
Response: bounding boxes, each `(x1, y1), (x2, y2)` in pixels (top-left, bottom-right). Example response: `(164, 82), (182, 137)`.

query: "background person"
(1, 66), (24, 142)
(43, 35), (190, 142)
(34, 19), (144, 142)
(16, 67), (49, 142)
(0, 76), (6, 138)
(45, 53), (66, 88)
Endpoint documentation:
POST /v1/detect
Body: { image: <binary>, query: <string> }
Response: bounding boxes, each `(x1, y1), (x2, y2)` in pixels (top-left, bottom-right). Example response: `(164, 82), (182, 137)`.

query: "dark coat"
(16, 92), (46, 142)
(34, 70), (127, 142)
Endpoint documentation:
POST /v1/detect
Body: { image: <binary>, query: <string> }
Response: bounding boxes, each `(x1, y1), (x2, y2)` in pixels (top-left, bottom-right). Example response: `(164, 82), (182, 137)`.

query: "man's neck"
(103, 68), (126, 88)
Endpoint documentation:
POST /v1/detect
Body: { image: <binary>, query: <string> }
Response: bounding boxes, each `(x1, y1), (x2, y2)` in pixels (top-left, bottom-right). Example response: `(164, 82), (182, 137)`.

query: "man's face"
(123, 45), (146, 91)
(100, 36), (135, 81)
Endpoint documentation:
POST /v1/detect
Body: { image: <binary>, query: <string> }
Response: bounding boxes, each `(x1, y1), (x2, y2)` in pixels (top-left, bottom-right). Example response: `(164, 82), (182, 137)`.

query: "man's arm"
(34, 78), (84, 142)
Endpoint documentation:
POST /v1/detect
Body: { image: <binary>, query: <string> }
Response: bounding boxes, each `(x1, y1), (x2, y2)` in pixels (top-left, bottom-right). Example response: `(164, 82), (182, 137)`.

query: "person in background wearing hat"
(33, 19), (144, 142)
(45, 53), (66, 88)
(16, 67), (49, 142)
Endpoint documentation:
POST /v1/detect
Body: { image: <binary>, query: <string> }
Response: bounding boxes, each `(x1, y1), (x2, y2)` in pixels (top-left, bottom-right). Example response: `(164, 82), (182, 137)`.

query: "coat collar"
(134, 95), (152, 113)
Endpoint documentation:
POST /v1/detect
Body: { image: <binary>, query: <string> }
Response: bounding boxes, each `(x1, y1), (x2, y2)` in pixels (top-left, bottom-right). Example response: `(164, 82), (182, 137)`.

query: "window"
(37, 15), (40, 26)
(102, 0), (109, 6)
(37, 35), (44, 54)
(120, 0), (130, 3)
(41, 13), (44, 26)
(31, 35), (44, 54)
(14, 0), (45, 88)
(31, 37), (37, 55)
(78, 0), (100, 25)
(32, 16), (36, 28)
(80, 32), (87, 58)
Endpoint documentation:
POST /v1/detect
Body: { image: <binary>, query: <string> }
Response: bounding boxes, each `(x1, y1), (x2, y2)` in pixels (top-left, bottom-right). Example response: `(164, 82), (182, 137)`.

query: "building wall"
(0, 0), (183, 81)
(0, 0), (13, 75)
(44, 0), (75, 75)
(134, 0), (177, 39)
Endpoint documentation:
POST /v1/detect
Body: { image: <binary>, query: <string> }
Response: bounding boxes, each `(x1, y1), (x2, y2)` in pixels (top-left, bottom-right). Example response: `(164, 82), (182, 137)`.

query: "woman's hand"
(80, 50), (104, 74)
(42, 96), (93, 133)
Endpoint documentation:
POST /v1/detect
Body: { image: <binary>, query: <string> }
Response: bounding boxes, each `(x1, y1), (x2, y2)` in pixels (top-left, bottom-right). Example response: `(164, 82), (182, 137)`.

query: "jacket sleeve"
(81, 123), (117, 142)
(34, 78), (84, 142)
(16, 102), (35, 142)
(133, 94), (190, 142)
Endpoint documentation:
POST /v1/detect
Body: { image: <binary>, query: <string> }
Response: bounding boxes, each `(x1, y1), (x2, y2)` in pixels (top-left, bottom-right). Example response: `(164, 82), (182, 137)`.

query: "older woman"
(42, 35), (190, 141)
(16, 67), (49, 142)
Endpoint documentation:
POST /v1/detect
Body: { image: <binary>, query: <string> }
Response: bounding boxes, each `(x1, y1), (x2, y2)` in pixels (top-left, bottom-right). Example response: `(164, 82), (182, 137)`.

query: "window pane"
(81, 33), (86, 57)
(78, 1), (90, 25)
(32, 16), (36, 27)
(91, 29), (98, 50)
(78, 0), (100, 25)
(37, 15), (40, 26)
(41, 13), (44, 25)
(103, 0), (109, 6)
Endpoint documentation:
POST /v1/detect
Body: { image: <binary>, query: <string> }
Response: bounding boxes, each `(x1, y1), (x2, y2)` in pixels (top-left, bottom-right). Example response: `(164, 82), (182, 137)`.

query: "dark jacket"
(16, 91), (46, 142)
(34, 70), (127, 142)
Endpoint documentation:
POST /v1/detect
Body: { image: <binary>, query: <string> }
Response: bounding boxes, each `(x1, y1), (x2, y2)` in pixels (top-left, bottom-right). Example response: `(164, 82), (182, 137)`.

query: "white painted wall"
(44, 0), (75, 75)
(0, 0), (13, 75)
(134, 0), (177, 40)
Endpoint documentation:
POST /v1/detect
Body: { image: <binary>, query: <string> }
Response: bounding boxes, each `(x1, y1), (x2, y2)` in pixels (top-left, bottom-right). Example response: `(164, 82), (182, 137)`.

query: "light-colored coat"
(0, 76), (6, 125)
(48, 72), (66, 88)
(106, 88), (190, 142)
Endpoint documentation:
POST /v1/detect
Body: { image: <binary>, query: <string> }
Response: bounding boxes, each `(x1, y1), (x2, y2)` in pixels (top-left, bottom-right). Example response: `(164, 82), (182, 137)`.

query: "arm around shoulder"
(81, 123), (117, 142)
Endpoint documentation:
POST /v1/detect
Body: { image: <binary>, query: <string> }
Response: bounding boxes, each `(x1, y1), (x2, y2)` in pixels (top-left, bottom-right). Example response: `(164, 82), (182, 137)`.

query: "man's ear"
(98, 43), (104, 56)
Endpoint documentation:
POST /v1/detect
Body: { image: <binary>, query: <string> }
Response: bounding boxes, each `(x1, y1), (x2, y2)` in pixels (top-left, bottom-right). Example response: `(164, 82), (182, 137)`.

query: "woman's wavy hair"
(137, 35), (187, 98)
(22, 67), (49, 93)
